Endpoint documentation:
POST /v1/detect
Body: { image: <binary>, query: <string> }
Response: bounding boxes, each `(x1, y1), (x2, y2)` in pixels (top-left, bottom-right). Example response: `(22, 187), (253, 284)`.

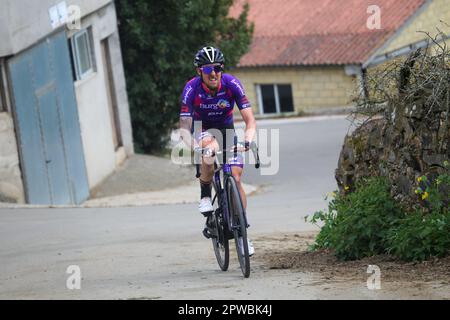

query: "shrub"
(415, 161), (450, 213)
(306, 177), (403, 261)
(308, 166), (450, 262)
(387, 164), (450, 261)
(386, 208), (450, 261)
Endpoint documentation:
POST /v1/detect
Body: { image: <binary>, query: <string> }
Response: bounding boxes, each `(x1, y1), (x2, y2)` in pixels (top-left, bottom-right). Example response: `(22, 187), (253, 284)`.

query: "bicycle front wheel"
(212, 209), (229, 271)
(211, 183), (229, 271)
(226, 177), (250, 278)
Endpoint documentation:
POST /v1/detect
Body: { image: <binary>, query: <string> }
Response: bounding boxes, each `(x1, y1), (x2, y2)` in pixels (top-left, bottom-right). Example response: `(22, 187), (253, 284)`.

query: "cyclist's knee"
(200, 137), (218, 150)
(232, 169), (243, 184)
(202, 155), (215, 166)
(200, 136), (213, 148)
(200, 138), (218, 166)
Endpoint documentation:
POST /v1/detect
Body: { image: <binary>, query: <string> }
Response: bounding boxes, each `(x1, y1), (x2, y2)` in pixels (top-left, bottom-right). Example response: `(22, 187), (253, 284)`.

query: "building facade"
(230, 0), (450, 116)
(0, 0), (134, 204)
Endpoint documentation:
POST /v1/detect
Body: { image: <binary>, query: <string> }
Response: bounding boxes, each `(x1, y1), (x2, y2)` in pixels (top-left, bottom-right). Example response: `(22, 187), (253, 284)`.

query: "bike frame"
(195, 142), (260, 277)
(211, 160), (246, 237)
(195, 141), (259, 237)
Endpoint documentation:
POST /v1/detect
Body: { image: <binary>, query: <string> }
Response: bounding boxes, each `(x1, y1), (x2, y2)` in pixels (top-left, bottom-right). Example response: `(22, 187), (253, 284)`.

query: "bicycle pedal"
(201, 211), (213, 218)
(202, 227), (213, 239)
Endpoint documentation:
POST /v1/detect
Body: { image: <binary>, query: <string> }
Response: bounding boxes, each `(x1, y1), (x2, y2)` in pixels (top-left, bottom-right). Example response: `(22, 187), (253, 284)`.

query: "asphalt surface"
(1, 116), (448, 300)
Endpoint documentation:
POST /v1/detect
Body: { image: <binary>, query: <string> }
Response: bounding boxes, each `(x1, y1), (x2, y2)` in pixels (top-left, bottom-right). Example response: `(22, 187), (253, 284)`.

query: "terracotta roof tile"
(230, 0), (427, 66)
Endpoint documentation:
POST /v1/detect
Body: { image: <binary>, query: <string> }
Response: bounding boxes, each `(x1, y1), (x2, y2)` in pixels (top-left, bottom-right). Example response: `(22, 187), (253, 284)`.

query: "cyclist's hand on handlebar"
(232, 142), (250, 153)
(244, 141), (251, 152)
(195, 147), (215, 158)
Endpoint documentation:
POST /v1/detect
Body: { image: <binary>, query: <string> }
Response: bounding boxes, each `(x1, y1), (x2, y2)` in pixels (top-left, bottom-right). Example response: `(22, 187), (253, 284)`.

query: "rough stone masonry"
(335, 48), (449, 210)
(0, 112), (24, 203)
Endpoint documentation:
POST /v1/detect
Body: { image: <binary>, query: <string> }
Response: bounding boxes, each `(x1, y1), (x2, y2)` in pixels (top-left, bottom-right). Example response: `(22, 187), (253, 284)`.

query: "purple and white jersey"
(179, 73), (251, 129)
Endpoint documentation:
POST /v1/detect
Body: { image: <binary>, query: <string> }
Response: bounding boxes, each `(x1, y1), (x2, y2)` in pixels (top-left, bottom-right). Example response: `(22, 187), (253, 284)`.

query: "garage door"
(8, 31), (89, 205)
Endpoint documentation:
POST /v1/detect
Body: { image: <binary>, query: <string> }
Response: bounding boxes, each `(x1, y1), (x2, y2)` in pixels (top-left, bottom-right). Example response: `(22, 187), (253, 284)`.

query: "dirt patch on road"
(254, 232), (450, 283)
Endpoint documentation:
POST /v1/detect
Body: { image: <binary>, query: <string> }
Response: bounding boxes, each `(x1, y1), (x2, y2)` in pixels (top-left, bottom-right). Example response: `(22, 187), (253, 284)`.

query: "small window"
(70, 28), (95, 81)
(278, 85), (294, 113)
(260, 85), (277, 114)
(257, 84), (294, 114)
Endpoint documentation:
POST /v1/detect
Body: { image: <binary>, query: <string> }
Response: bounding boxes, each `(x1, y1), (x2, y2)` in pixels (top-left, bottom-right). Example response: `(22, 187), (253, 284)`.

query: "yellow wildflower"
(344, 186), (350, 191)
(422, 192), (429, 200)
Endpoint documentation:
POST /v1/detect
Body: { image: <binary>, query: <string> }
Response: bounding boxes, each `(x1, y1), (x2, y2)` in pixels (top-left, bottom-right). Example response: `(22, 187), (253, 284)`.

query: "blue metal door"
(8, 31), (89, 205)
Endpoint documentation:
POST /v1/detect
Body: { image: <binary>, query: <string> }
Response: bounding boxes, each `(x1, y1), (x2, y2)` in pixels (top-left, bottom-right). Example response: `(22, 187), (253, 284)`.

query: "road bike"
(195, 141), (260, 278)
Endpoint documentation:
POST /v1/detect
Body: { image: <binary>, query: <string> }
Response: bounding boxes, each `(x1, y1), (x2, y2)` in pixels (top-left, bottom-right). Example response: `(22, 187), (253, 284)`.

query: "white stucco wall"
(1, 0), (133, 200)
(71, 3), (118, 189)
(0, 0), (112, 57)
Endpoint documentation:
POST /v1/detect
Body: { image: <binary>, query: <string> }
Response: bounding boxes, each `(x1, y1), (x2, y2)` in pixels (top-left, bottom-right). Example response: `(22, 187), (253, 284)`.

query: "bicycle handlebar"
(194, 141), (261, 177)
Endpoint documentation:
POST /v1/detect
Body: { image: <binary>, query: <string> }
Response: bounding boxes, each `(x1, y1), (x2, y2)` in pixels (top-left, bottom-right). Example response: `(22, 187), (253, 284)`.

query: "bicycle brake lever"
(250, 142), (261, 169)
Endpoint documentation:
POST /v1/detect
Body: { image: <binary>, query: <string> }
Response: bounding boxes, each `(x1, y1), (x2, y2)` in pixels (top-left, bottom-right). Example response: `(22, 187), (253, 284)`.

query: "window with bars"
(257, 84), (294, 114)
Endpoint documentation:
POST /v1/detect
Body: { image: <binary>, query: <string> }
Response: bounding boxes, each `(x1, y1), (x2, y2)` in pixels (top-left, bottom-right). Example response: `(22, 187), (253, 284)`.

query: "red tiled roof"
(230, 0), (427, 67)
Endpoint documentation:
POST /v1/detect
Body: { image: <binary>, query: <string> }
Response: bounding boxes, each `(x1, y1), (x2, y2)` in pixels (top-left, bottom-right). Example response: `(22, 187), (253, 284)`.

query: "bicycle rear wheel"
(226, 177), (250, 278)
(211, 185), (229, 271)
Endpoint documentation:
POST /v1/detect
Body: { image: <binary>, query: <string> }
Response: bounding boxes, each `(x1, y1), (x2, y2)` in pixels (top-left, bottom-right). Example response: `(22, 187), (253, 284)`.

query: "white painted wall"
(0, 0), (112, 57)
(72, 3), (118, 189)
(1, 0), (133, 196)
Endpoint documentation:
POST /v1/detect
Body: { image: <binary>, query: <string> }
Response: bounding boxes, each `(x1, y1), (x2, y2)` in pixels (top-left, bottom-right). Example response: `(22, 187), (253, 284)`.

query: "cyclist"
(179, 46), (257, 256)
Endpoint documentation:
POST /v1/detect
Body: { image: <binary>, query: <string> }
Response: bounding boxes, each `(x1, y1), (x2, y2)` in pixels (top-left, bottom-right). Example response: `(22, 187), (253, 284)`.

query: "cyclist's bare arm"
(179, 116), (198, 150)
(240, 108), (256, 143)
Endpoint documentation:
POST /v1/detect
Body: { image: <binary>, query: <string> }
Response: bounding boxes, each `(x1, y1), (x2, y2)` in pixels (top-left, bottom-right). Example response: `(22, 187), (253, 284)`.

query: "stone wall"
(0, 112), (24, 203)
(336, 44), (450, 210)
(335, 93), (449, 209)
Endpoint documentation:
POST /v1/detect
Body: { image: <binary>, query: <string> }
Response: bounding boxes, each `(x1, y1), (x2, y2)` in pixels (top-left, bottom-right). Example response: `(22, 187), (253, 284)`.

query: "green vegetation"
(307, 178), (403, 260)
(307, 165), (450, 262)
(116, 0), (254, 153)
(388, 165), (450, 261)
(386, 208), (450, 261)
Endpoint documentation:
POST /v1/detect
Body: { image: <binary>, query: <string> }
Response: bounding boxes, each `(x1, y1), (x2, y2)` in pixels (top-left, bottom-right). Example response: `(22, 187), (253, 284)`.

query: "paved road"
(0, 116), (447, 300)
